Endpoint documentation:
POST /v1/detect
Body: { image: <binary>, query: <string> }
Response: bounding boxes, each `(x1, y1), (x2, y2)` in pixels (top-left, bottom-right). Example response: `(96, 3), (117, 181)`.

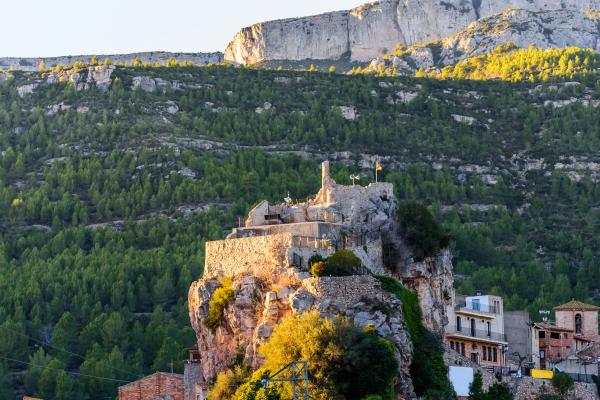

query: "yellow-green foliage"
(425, 44), (600, 82)
(259, 311), (397, 400)
(209, 365), (251, 400)
(231, 368), (282, 400)
(204, 276), (234, 332)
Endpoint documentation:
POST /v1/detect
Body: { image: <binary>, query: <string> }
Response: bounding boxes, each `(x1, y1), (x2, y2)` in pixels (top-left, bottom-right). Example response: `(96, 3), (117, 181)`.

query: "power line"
(0, 324), (143, 379)
(0, 355), (132, 383)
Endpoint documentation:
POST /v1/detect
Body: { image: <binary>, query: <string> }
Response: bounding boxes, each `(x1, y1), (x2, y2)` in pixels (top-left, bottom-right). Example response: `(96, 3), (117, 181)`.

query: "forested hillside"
(1, 61), (600, 398)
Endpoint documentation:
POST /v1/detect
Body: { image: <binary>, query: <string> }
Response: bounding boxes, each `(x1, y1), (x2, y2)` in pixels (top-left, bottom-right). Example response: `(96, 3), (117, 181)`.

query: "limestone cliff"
(368, 8), (600, 72)
(224, 0), (600, 65)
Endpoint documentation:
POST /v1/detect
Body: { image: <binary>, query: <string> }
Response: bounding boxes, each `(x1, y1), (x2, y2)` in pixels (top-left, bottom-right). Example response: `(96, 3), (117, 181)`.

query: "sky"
(0, 0), (369, 57)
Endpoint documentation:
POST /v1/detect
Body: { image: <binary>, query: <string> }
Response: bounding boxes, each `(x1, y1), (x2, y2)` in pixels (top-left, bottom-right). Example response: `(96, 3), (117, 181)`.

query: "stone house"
(445, 293), (509, 370)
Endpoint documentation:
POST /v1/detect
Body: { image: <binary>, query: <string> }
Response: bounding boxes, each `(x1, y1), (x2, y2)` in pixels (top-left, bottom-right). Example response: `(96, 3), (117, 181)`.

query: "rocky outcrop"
(44, 65), (116, 91)
(188, 273), (416, 399)
(224, 0), (600, 65)
(0, 51), (223, 72)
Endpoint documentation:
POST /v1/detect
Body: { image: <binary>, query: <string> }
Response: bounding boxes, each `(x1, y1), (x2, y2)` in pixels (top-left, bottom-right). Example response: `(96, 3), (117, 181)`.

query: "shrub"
(376, 276), (456, 399)
(231, 368), (281, 400)
(209, 365), (250, 400)
(397, 201), (450, 261)
(204, 276), (234, 332)
(310, 249), (361, 277)
(259, 311), (397, 399)
(551, 372), (574, 395)
(307, 254), (324, 268)
(486, 382), (513, 400)
(468, 371), (485, 400)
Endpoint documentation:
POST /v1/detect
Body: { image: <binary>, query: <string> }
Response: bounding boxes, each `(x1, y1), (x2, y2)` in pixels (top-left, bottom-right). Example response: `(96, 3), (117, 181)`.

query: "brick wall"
(118, 372), (184, 400)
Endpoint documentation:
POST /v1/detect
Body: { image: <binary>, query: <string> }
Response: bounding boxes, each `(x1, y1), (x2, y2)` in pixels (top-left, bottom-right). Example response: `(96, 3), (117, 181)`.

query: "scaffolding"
(261, 361), (310, 400)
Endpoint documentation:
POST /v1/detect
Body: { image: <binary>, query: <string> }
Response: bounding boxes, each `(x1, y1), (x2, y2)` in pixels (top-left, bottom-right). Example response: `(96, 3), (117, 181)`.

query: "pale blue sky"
(1, 0), (369, 57)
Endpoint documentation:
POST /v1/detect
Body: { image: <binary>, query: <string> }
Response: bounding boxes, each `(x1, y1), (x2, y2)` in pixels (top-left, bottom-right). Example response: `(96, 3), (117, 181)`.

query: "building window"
(493, 347), (497, 362)
(575, 313), (582, 335)
(539, 330), (546, 338)
(450, 341), (455, 350)
(461, 343), (465, 356)
(470, 318), (476, 337)
(457, 316), (462, 332)
(550, 332), (560, 339)
(483, 346), (487, 361)
(488, 347), (492, 361)
(487, 321), (491, 337)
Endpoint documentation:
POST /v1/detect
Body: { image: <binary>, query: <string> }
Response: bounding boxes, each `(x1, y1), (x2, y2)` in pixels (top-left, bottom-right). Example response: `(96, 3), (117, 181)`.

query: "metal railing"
(455, 300), (499, 314)
(446, 325), (507, 342)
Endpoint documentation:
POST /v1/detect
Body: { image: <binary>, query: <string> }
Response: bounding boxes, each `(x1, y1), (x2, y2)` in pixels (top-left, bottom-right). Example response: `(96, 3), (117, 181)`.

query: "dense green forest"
(0, 58), (599, 398)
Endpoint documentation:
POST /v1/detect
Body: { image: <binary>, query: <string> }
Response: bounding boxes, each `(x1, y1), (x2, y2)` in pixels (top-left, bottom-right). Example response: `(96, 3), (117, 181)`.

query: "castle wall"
(204, 234), (293, 278)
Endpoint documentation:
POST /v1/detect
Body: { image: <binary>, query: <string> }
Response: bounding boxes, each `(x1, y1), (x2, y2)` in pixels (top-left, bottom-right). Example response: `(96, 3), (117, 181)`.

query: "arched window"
(575, 313), (582, 335)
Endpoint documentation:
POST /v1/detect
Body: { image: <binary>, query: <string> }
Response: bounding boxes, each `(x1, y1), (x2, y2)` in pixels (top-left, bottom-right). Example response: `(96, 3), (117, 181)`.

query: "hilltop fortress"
(204, 161), (394, 278)
(189, 161), (455, 399)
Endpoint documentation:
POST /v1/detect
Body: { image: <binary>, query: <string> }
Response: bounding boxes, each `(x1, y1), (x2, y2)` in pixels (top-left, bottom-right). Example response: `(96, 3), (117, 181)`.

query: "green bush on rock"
(397, 201), (450, 261)
(204, 276), (235, 332)
(309, 249), (361, 277)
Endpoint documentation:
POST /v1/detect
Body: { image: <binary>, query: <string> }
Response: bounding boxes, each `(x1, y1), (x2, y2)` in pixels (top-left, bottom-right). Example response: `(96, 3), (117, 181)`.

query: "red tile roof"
(554, 299), (600, 311)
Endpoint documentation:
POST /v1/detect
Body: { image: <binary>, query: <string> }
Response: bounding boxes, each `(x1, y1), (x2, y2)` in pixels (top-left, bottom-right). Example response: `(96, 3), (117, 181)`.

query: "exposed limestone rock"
(17, 83), (38, 98)
(451, 114), (476, 125)
(86, 65), (115, 91)
(132, 76), (157, 92)
(225, 0), (600, 65)
(189, 274), (415, 399)
(396, 91), (418, 104)
(336, 105), (358, 120)
(255, 102), (272, 114)
(47, 102), (71, 116)
(42, 65), (115, 91)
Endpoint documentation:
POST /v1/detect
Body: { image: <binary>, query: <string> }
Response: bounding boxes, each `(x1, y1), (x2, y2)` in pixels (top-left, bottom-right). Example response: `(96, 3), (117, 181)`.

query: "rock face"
(224, 0), (600, 65)
(189, 274), (416, 399)
(418, 8), (600, 68)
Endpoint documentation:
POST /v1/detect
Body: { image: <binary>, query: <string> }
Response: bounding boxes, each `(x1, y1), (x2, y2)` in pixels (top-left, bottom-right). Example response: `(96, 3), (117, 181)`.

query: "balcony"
(455, 300), (500, 315)
(446, 324), (507, 342)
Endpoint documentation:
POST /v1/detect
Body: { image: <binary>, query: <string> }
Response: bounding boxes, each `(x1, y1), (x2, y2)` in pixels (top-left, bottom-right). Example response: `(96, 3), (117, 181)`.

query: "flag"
(375, 162), (382, 172)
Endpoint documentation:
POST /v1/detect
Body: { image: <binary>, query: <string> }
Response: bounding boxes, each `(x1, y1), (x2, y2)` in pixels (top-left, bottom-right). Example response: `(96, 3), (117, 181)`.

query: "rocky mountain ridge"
(224, 0), (600, 66)
(0, 51), (223, 71)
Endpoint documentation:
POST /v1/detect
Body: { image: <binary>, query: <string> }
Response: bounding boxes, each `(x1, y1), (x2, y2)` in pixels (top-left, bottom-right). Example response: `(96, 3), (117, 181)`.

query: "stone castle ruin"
(204, 161), (394, 279)
(189, 161), (455, 399)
